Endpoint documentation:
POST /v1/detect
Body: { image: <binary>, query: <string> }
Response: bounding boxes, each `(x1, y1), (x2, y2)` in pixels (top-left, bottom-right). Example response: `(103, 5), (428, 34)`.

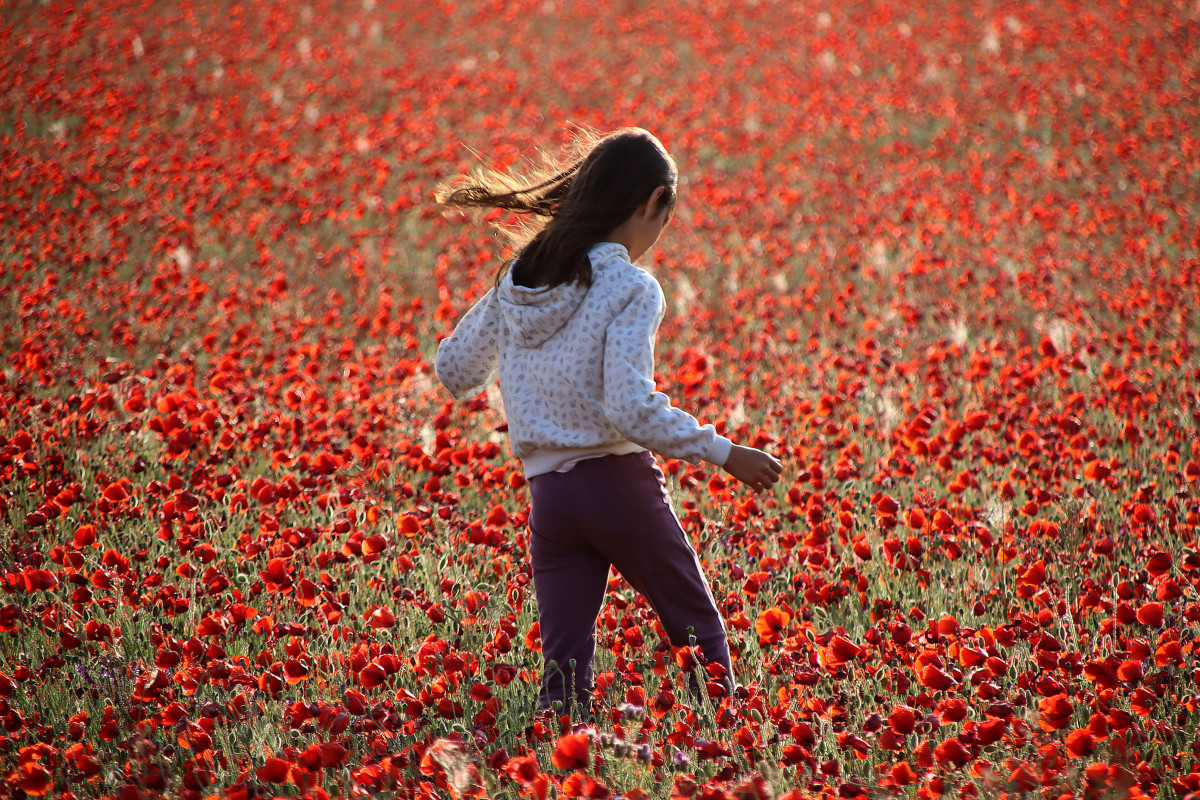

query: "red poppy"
(486, 505), (510, 527)
(16, 762), (52, 797)
(358, 662), (387, 690)
(975, 718), (1008, 746)
(551, 731), (590, 771)
(256, 757), (293, 783)
(890, 761), (917, 785)
(503, 753), (542, 785)
(362, 533), (389, 559)
(365, 605), (397, 629)
(906, 508), (927, 530)
(1064, 729), (1095, 758)
(889, 705), (916, 734)
(934, 737), (971, 768)
(1135, 602), (1163, 627)
(1145, 551), (1172, 576)
(1037, 694), (1073, 731)
(755, 607), (791, 645)
(20, 570), (58, 593)
(1117, 659), (1144, 684)
(826, 635), (863, 663)
(524, 622), (542, 652)
(1007, 762), (1038, 791)
(919, 664), (955, 691)
(1130, 687), (1157, 717)
(399, 514), (424, 537)
(1155, 640), (1184, 667)
(789, 721), (816, 748)
(964, 410), (988, 431)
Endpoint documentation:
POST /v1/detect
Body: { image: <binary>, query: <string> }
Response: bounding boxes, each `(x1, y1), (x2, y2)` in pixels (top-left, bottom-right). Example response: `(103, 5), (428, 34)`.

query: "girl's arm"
(435, 289), (502, 400)
(602, 278), (733, 466)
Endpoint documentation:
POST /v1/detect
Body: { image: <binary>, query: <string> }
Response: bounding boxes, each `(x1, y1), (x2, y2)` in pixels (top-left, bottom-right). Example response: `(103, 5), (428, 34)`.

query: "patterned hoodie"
(435, 242), (733, 477)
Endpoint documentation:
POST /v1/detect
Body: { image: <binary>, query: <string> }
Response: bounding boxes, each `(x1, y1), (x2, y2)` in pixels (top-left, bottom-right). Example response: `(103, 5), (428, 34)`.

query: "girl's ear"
(641, 185), (667, 218)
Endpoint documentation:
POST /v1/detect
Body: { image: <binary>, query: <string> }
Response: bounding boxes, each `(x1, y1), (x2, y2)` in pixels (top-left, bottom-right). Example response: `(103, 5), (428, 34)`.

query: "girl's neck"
(606, 205), (668, 263)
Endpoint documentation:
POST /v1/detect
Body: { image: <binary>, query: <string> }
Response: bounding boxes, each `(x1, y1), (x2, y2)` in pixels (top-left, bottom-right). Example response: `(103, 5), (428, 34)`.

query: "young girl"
(434, 128), (783, 716)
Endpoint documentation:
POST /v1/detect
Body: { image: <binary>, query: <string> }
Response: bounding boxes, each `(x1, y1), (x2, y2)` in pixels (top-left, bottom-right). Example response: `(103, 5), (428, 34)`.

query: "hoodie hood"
(497, 269), (589, 348)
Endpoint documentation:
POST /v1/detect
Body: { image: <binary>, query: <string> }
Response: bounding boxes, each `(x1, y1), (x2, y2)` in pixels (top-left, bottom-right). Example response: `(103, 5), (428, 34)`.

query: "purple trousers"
(528, 450), (733, 714)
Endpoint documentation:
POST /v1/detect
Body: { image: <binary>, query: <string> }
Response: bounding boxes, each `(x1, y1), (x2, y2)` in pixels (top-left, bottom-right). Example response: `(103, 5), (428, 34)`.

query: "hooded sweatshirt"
(435, 242), (733, 477)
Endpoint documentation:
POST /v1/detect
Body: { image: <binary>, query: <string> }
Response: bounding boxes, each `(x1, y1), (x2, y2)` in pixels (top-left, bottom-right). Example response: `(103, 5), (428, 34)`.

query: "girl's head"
(438, 128), (677, 288)
(558, 127), (677, 231)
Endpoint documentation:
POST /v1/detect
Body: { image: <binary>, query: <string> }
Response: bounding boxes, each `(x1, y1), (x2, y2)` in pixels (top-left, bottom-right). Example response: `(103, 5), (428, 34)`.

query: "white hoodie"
(435, 242), (733, 477)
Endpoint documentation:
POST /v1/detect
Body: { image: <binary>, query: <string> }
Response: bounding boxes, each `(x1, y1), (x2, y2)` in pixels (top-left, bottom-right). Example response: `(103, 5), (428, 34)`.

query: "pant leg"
(556, 452), (734, 701)
(593, 453), (734, 700)
(528, 477), (611, 715)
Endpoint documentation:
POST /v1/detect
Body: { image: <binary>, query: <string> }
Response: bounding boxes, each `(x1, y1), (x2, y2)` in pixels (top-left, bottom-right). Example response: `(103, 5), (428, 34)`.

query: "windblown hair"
(436, 128), (677, 289)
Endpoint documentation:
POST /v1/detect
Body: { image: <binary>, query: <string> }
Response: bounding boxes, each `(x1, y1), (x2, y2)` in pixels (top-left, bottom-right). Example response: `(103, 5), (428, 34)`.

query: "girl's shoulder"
(590, 244), (661, 301)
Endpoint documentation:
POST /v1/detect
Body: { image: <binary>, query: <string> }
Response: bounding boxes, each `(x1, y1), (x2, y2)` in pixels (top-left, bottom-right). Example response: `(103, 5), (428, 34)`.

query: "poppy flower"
(1130, 687), (1157, 717)
(1135, 602), (1163, 627)
(755, 607), (791, 645)
(503, 753), (542, 785)
(890, 761), (918, 785)
(15, 762), (52, 797)
(1037, 694), (1073, 731)
(283, 658), (309, 685)
(919, 664), (955, 691)
(975, 718), (1008, 746)
(932, 510), (954, 531)
(551, 731), (590, 771)
(1144, 551), (1172, 576)
(1154, 640), (1184, 667)
(826, 635), (863, 663)
(365, 605), (397, 629)
(787, 724), (816, 748)
(934, 737), (971, 768)
(1156, 578), (1184, 601)
(256, 757), (293, 784)
(1117, 659), (1143, 684)
(20, 570), (58, 593)
(524, 622), (541, 651)
(485, 505), (509, 527)
(889, 705), (916, 734)
(399, 514), (424, 537)
(358, 662), (387, 690)
(1007, 761), (1038, 791)
(906, 508), (927, 529)
(1064, 729), (1096, 758)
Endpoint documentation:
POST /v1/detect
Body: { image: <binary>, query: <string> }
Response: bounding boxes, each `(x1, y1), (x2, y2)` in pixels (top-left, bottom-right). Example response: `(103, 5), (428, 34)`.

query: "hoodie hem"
(522, 441), (647, 478)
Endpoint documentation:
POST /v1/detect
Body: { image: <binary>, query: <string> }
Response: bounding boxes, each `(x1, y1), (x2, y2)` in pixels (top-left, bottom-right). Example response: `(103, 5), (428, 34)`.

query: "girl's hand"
(723, 445), (783, 493)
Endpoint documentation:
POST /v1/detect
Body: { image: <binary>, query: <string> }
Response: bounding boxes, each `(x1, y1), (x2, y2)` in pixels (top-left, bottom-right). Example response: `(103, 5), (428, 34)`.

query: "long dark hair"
(436, 128), (678, 289)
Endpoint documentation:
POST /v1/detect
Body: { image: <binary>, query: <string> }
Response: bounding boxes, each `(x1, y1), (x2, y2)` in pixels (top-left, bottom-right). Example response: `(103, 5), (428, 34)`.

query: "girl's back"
(437, 240), (730, 478)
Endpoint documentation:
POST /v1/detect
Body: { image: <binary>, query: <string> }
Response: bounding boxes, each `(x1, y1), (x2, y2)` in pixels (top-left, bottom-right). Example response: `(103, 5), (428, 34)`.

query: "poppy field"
(2, 0), (1199, 797)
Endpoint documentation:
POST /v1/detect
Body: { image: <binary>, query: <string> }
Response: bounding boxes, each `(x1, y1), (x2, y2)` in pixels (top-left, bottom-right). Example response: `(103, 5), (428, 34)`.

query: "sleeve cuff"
(707, 435), (734, 468)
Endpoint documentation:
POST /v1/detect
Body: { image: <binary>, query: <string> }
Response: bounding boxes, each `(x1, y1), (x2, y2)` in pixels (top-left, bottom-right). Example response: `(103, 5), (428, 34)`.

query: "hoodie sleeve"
(602, 277), (733, 466)
(435, 289), (502, 400)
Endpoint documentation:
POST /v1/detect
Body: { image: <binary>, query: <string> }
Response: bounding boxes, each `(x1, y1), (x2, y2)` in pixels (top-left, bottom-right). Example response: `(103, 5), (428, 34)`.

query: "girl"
(434, 128), (783, 716)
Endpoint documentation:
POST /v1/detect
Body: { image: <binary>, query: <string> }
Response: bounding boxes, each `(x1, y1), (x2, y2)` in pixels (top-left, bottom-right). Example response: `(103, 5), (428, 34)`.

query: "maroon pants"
(528, 450), (733, 714)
